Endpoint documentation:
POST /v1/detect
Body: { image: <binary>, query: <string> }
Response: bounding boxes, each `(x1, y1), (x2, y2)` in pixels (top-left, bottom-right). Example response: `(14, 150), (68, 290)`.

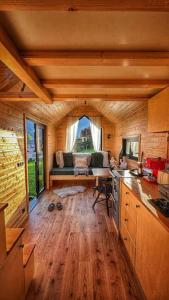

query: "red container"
(144, 158), (168, 177)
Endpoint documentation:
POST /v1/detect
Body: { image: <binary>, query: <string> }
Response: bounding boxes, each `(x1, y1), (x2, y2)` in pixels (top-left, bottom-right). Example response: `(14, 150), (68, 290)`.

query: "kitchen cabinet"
(120, 182), (169, 300)
(0, 236), (25, 300)
(136, 202), (169, 300)
(120, 183), (140, 266)
(148, 90), (169, 132)
(0, 204), (35, 300)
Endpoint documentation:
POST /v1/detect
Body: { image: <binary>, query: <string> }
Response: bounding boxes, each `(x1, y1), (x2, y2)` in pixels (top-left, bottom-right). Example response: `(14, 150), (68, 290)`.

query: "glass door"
(26, 119), (45, 211)
(27, 119), (37, 199)
(36, 125), (45, 194)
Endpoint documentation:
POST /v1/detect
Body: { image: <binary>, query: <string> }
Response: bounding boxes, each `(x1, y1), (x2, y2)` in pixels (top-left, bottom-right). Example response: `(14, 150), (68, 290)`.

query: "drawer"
(121, 183), (141, 220)
(121, 221), (130, 253)
(121, 201), (128, 220)
(121, 183), (130, 198)
(121, 222), (136, 267)
(121, 184), (131, 207)
(128, 194), (141, 220)
(125, 214), (137, 244)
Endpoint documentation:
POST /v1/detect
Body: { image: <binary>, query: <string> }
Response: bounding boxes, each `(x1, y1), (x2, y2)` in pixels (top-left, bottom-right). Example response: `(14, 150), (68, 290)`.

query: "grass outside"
(28, 160), (36, 197)
(28, 159), (44, 197)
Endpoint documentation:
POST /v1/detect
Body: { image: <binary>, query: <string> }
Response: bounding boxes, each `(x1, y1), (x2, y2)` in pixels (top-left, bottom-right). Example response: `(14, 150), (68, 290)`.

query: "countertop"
(121, 177), (169, 232)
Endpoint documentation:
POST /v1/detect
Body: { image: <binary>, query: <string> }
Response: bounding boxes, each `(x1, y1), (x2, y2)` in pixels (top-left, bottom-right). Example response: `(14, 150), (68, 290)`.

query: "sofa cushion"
(73, 153), (91, 166)
(74, 156), (88, 168)
(50, 167), (93, 176)
(99, 151), (110, 167)
(50, 167), (74, 175)
(56, 151), (64, 168)
(90, 152), (103, 168)
(63, 152), (73, 167)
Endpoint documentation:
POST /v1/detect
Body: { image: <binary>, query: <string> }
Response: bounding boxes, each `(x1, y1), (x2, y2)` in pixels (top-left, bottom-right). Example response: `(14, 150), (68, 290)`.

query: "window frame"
(122, 135), (140, 161)
(73, 115), (102, 152)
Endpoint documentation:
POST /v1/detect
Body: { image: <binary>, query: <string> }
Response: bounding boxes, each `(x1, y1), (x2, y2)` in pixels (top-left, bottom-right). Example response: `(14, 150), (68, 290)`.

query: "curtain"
(90, 117), (101, 151)
(65, 117), (79, 152)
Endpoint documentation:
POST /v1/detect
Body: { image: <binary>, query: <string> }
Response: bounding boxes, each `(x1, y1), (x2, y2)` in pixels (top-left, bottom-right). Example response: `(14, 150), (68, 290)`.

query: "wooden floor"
(24, 188), (143, 300)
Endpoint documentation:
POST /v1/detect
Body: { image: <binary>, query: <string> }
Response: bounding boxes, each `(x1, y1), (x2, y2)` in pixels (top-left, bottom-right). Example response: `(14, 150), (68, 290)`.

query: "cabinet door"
(121, 221), (136, 266)
(0, 238), (25, 300)
(148, 93), (169, 132)
(136, 204), (169, 300)
(121, 183), (140, 244)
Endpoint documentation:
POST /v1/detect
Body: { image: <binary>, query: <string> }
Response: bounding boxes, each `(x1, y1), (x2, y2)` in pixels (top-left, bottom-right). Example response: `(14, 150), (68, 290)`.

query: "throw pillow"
(90, 152), (103, 168)
(73, 153), (91, 166)
(63, 152), (73, 167)
(74, 156), (88, 168)
(56, 151), (64, 168)
(99, 151), (110, 167)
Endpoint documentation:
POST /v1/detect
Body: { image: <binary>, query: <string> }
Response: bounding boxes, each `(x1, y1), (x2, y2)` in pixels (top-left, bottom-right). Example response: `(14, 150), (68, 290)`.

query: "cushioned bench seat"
(50, 167), (109, 176)
(49, 151), (110, 188)
(50, 167), (93, 176)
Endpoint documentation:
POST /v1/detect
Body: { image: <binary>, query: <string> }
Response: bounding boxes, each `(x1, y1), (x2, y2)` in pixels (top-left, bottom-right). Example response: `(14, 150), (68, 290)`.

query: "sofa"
(49, 151), (110, 187)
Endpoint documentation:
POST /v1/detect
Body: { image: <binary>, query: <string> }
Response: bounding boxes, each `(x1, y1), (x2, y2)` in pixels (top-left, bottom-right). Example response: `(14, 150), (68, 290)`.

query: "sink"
(110, 169), (136, 178)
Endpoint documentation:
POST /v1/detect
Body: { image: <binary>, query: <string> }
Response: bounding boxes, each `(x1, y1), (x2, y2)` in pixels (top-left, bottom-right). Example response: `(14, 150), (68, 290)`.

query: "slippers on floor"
(48, 203), (55, 212)
(56, 202), (63, 210)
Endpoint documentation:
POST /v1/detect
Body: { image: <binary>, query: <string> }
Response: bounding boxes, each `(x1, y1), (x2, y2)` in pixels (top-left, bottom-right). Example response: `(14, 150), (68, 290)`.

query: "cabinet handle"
(124, 237), (127, 241)
(125, 218), (128, 222)
(19, 244), (24, 248)
(136, 204), (140, 208)
(125, 192), (129, 195)
(125, 203), (129, 206)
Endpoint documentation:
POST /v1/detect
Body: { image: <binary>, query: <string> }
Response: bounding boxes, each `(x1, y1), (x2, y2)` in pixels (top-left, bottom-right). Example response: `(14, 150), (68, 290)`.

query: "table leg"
(96, 176), (99, 187)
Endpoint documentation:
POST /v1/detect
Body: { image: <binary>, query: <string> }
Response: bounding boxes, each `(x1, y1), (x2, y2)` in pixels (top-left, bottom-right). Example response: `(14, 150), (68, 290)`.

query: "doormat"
(53, 186), (86, 198)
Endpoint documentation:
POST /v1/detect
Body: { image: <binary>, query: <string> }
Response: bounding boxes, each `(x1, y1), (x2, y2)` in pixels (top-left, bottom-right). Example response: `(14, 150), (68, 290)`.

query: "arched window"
(73, 116), (95, 153)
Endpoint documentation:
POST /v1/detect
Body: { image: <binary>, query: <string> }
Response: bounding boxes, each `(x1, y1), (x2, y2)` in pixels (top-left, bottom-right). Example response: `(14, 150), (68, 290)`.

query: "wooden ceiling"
(0, 4), (169, 125)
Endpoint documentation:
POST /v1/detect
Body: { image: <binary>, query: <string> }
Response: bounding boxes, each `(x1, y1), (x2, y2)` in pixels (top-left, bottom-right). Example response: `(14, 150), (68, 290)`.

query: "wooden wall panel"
(0, 102), (27, 226)
(113, 102), (168, 168)
(55, 106), (114, 153)
(0, 101), (57, 224)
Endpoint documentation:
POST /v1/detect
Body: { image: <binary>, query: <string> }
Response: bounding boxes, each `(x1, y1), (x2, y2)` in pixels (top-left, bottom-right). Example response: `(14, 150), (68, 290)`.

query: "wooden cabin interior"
(0, 2), (169, 300)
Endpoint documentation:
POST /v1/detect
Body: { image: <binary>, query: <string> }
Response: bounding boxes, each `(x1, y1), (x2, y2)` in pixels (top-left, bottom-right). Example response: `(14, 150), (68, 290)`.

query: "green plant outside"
(28, 160), (36, 197)
(28, 159), (44, 197)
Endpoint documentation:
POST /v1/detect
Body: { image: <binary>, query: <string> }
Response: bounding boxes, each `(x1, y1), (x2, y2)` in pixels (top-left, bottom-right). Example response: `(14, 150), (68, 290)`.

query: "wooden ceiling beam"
(0, 92), (148, 102)
(52, 94), (148, 101)
(0, 92), (43, 102)
(1, 0), (169, 11)
(22, 51), (169, 66)
(42, 79), (169, 89)
(0, 26), (53, 104)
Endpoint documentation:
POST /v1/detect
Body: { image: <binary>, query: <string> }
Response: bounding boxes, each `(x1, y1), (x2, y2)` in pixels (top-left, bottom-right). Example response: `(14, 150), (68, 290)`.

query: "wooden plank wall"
(0, 102), (27, 227)
(55, 105), (114, 152)
(0, 101), (56, 225)
(112, 102), (168, 168)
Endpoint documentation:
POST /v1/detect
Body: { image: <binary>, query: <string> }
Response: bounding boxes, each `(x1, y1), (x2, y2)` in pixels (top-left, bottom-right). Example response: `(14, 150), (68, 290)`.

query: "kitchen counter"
(121, 177), (169, 232)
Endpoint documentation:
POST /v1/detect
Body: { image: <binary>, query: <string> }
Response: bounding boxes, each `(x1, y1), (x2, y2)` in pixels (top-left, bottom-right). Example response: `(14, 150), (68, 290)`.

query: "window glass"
(73, 116), (95, 153)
